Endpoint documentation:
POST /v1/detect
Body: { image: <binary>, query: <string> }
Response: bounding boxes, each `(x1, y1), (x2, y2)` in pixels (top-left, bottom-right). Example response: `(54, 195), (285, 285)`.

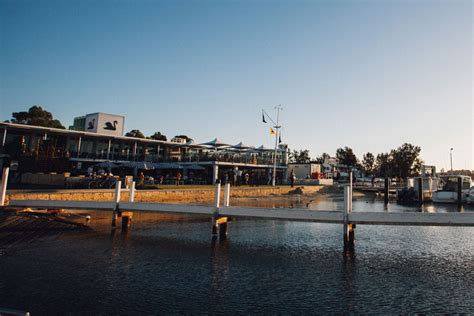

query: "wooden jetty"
(2, 167), (473, 249)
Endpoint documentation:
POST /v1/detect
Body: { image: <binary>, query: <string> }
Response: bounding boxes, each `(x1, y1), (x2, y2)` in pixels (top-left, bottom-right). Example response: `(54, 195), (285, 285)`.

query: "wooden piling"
(121, 211), (133, 230)
(217, 217), (228, 240)
(212, 182), (221, 236)
(384, 177), (389, 205)
(418, 177), (423, 205)
(343, 185), (354, 248)
(457, 177), (462, 207)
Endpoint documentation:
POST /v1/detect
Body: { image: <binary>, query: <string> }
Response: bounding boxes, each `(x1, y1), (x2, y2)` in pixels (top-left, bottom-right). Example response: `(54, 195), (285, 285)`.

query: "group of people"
(86, 166), (114, 178)
(138, 171), (182, 186)
(221, 169), (281, 186)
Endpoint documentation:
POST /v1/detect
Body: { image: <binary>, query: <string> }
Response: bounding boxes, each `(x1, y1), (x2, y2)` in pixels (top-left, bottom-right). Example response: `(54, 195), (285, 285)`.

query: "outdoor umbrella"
(120, 161), (155, 170)
(232, 142), (253, 151)
(185, 164), (206, 170)
(93, 161), (119, 169)
(199, 138), (230, 148)
(154, 162), (184, 169)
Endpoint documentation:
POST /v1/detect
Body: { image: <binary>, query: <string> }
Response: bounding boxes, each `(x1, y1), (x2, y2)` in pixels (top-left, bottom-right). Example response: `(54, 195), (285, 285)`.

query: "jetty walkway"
(5, 178), (474, 249)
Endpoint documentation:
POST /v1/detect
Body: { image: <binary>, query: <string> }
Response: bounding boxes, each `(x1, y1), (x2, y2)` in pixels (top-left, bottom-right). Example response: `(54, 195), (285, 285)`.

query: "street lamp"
(450, 148), (453, 173)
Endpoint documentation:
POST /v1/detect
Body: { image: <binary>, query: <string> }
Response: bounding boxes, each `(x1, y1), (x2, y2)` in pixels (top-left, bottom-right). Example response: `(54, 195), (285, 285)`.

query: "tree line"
(290, 143), (423, 179)
(5, 105), (189, 143)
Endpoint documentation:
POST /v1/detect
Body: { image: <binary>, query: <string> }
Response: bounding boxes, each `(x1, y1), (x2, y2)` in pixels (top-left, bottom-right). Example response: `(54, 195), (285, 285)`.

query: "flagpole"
(272, 105), (282, 187)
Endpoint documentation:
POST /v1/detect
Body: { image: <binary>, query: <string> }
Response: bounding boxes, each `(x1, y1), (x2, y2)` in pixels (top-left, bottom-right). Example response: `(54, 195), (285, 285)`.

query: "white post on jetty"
(111, 180), (121, 227)
(0, 167), (9, 206)
(343, 181), (355, 248)
(129, 181), (136, 203)
(212, 182), (222, 236)
(224, 182), (230, 207)
(349, 171), (353, 212)
(121, 181), (135, 229)
(214, 182), (221, 208)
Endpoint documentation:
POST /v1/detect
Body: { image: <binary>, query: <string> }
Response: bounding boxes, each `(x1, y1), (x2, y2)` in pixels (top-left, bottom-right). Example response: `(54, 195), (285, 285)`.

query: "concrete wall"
(6, 186), (323, 204)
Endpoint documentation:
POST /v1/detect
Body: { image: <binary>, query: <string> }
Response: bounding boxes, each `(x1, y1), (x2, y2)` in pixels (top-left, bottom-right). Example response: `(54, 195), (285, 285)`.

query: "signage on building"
(84, 113), (125, 136)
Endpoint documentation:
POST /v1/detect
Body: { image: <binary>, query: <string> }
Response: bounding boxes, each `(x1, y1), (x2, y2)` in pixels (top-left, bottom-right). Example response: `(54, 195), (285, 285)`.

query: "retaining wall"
(6, 186), (323, 205)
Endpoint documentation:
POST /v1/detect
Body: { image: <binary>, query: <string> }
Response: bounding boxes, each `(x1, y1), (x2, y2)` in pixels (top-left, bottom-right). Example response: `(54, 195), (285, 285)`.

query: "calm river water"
(1, 194), (473, 314)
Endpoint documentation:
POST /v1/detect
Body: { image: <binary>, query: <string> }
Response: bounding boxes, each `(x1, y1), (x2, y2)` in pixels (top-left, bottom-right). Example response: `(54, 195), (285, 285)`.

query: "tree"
(125, 129), (145, 138)
(391, 143), (422, 178)
(313, 153), (330, 164)
(361, 152), (375, 175)
(174, 135), (193, 143)
(10, 105), (65, 129)
(289, 149), (311, 163)
(148, 131), (167, 141)
(375, 152), (393, 177)
(336, 147), (358, 167)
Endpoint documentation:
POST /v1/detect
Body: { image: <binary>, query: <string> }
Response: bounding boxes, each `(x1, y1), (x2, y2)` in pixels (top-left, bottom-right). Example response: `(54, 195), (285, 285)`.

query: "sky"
(0, 0), (472, 170)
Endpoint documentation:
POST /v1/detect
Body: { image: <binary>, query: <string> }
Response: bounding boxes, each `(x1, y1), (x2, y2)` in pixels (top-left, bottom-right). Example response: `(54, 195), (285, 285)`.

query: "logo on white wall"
(104, 120), (118, 131)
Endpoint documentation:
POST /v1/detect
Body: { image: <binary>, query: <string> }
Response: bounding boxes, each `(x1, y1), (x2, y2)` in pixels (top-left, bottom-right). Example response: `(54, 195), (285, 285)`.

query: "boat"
(466, 186), (474, 204)
(432, 175), (472, 204)
(397, 176), (439, 205)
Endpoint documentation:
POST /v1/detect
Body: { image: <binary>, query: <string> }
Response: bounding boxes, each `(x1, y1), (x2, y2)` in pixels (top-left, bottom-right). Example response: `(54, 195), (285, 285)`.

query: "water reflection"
(210, 239), (230, 304)
(0, 194), (473, 314)
(231, 193), (473, 213)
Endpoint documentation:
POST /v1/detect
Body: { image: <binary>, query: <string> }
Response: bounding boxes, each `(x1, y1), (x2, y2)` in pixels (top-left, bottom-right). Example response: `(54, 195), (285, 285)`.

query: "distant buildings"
(1, 112), (289, 184)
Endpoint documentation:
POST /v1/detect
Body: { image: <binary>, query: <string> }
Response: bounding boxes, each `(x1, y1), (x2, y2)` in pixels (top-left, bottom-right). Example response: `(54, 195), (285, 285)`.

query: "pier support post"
(0, 167), (9, 206)
(343, 185), (355, 248)
(457, 177), (462, 207)
(224, 182), (230, 207)
(121, 211), (133, 230)
(112, 180), (121, 227)
(214, 181), (221, 209)
(212, 182), (228, 240)
(384, 177), (390, 205)
(418, 177), (423, 205)
(119, 181), (136, 230)
(212, 182), (221, 236)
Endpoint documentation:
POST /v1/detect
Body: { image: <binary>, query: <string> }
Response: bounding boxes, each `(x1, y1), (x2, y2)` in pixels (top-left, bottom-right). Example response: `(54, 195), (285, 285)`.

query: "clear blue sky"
(1, 0), (472, 170)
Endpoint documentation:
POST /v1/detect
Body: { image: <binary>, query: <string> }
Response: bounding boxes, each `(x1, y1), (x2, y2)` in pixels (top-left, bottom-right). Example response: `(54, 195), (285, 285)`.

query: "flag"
(270, 127), (275, 135)
(262, 112), (267, 123)
(279, 135), (282, 144)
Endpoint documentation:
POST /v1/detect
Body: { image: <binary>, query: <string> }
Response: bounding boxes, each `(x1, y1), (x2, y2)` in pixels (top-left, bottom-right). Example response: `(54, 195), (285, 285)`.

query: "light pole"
(450, 148), (453, 173)
(262, 105), (283, 187)
(272, 105), (282, 187)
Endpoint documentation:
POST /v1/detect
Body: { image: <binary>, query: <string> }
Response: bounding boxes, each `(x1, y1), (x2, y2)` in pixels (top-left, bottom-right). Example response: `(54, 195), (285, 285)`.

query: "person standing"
(290, 170), (295, 188)
(236, 170), (243, 186)
(244, 172), (250, 185)
(176, 171), (182, 185)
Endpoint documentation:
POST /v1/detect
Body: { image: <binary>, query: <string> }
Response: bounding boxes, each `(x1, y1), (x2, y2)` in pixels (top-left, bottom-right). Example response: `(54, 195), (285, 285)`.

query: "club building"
(0, 113), (289, 185)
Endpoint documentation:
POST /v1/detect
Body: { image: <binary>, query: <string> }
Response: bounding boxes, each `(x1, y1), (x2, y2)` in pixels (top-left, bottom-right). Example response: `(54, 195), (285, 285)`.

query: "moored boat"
(432, 175), (472, 204)
(466, 186), (474, 204)
(397, 176), (439, 205)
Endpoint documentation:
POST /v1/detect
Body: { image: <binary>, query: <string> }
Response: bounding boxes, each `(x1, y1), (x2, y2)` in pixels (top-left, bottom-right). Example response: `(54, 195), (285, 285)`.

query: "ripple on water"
(0, 197), (472, 314)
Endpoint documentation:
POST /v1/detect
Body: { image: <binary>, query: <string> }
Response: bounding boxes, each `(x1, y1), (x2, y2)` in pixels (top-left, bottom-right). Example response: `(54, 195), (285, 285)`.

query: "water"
(1, 195), (473, 314)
